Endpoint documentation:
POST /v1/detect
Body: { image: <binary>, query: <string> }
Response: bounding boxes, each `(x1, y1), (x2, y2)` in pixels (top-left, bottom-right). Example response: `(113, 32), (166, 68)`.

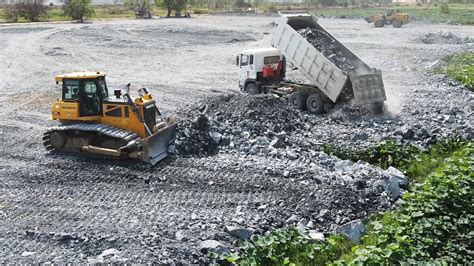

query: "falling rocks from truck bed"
(171, 114), (218, 156)
(298, 28), (355, 74)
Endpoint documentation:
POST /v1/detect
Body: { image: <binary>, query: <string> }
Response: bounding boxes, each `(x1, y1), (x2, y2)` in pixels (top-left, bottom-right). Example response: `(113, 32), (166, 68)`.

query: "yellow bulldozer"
(43, 72), (176, 165)
(365, 9), (409, 28)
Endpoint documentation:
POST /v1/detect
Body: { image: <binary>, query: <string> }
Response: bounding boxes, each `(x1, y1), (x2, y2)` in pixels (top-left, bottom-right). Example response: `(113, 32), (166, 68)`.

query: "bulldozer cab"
(56, 72), (108, 117)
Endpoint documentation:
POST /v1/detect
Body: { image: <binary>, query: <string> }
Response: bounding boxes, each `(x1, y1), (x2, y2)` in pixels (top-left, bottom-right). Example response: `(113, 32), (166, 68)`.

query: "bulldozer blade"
(140, 122), (177, 165)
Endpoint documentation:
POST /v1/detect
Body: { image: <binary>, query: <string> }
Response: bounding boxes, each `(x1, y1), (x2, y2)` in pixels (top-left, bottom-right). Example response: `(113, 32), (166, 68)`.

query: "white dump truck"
(237, 11), (387, 114)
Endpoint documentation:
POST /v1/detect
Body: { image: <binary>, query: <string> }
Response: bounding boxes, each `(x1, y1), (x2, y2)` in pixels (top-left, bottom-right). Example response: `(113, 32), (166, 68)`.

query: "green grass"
(311, 4), (474, 25)
(437, 52), (474, 91)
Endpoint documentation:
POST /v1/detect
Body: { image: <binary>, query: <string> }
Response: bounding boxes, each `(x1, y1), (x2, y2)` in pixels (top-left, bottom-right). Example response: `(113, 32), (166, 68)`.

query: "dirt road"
(0, 16), (472, 263)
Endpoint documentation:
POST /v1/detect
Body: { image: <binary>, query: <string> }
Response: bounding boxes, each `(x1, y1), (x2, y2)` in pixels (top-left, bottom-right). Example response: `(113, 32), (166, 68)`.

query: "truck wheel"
(245, 83), (259, 95)
(374, 19), (385, 27)
(288, 91), (307, 110)
(392, 19), (403, 28)
(306, 93), (324, 114)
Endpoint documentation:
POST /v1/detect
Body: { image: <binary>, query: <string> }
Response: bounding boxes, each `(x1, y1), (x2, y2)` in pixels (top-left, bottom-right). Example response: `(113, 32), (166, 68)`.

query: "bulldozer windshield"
(97, 77), (109, 98)
(63, 80), (80, 101)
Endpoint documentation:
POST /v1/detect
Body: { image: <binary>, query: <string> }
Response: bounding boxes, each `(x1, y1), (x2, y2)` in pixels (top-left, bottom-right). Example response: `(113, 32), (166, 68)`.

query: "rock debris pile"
(172, 90), (473, 160)
(172, 115), (218, 156)
(420, 31), (473, 44)
(298, 27), (355, 73)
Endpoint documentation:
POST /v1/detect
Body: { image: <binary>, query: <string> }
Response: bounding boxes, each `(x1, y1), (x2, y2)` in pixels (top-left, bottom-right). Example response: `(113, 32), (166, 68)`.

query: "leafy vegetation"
(217, 227), (353, 265)
(323, 137), (466, 181)
(62, 0), (95, 22)
(440, 3), (450, 14)
(340, 142), (473, 264)
(221, 139), (472, 265)
(323, 141), (419, 171)
(437, 52), (474, 91)
(3, 0), (48, 22)
(156, 0), (187, 17)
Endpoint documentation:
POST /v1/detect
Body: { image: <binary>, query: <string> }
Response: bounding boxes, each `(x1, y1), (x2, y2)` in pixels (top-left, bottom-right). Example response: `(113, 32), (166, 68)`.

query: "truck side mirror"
(236, 55), (240, 66)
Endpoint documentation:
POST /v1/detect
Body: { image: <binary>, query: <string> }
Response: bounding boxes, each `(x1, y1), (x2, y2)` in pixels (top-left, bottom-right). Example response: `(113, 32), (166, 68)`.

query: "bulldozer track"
(0, 151), (306, 263)
(43, 123), (142, 154)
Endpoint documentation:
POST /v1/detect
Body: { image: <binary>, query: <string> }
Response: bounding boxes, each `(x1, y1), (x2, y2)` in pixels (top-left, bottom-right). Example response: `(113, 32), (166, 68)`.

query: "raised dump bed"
(271, 11), (386, 107)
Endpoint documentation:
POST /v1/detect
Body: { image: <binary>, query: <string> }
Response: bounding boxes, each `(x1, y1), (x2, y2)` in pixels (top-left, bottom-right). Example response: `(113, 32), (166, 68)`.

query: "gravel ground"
(0, 16), (473, 263)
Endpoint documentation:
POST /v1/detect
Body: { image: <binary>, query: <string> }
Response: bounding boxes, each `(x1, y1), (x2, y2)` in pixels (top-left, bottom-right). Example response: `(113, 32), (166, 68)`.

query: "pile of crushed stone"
(171, 115), (218, 156)
(420, 31), (473, 44)
(206, 94), (302, 136)
(298, 28), (355, 74)
(171, 90), (472, 159)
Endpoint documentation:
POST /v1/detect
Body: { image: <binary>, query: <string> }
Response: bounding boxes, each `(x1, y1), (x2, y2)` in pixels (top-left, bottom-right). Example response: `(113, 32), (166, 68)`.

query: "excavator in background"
(43, 72), (176, 165)
(365, 9), (410, 28)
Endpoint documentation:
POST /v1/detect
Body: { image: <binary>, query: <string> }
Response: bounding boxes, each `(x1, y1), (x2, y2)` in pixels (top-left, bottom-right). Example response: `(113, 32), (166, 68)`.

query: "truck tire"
(245, 82), (259, 95)
(392, 19), (403, 28)
(288, 91), (307, 110)
(306, 93), (324, 114)
(374, 19), (385, 28)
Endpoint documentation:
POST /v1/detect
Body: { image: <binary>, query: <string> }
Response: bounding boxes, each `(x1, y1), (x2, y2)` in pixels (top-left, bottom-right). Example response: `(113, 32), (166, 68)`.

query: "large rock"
(225, 226), (254, 240)
(386, 175), (403, 201)
(335, 219), (366, 243)
(199, 240), (228, 255)
(385, 166), (408, 188)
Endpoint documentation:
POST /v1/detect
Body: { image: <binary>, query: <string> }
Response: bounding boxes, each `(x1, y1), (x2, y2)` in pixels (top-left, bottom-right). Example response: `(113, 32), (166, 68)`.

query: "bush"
(192, 8), (208, 14)
(62, 0), (95, 22)
(14, 0), (48, 22)
(440, 3), (450, 14)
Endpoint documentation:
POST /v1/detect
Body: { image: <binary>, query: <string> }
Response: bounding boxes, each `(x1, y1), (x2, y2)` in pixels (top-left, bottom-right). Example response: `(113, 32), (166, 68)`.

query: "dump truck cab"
(237, 48), (285, 94)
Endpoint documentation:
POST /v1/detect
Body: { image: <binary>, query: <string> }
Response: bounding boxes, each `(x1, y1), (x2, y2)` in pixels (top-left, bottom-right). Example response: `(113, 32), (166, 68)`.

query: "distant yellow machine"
(43, 71), (176, 165)
(365, 9), (410, 28)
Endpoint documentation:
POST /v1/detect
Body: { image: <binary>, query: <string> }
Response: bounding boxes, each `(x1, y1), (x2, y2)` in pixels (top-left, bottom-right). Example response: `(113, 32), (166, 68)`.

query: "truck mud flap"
(140, 122), (177, 165)
(350, 70), (387, 106)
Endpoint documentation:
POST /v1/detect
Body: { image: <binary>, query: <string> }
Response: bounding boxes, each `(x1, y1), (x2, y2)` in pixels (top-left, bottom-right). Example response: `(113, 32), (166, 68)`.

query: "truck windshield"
(264, 55), (280, 64)
(241, 55), (249, 66)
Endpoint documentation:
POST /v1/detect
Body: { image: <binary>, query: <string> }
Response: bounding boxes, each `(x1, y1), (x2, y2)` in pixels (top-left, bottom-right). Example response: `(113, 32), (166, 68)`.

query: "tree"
(63, 0), (95, 22)
(15, 0), (48, 22)
(4, 4), (20, 22)
(156, 0), (186, 17)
